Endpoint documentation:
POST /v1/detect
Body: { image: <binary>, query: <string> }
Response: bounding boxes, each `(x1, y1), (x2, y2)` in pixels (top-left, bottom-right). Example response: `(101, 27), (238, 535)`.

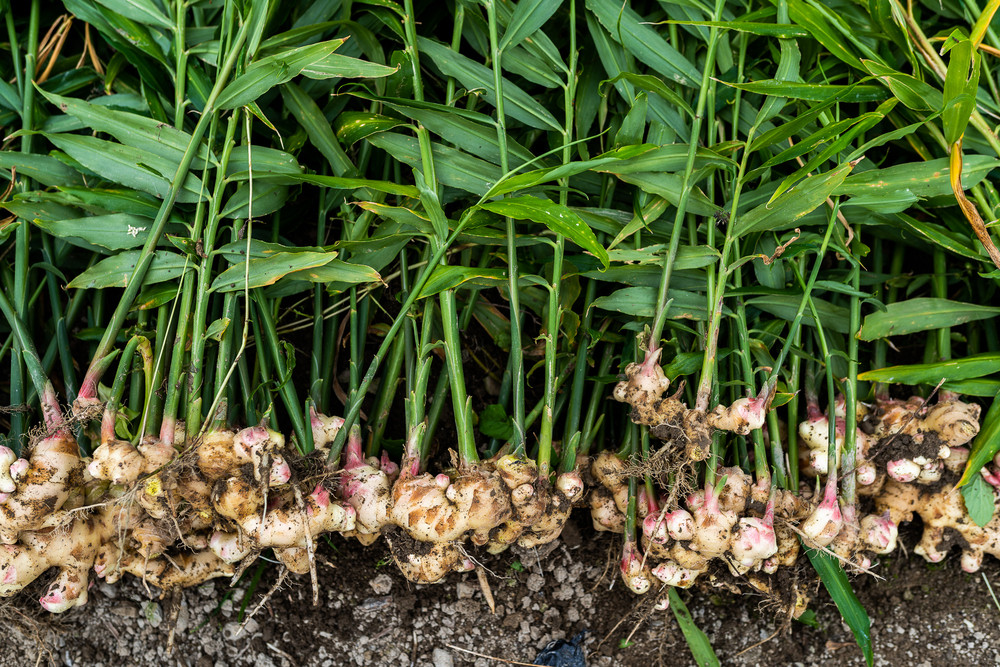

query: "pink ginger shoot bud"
(9, 458), (28, 483)
(886, 459), (921, 483)
(613, 348), (669, 404)
(730, 493), (777, 567)
(651, 561), (700, 588)
(555, 472), (584, 501)
(210, 531), (251, 563)
(981, 467), (1000, 489)
(860, 512), (897, 555)
(401, 423), (427, 477)
(856, 461), (877, 486)
(801, 472), (843, 547)
(0, 446), (17, 494)
(961, 549), (984, 573)
(808, 449), (829, 475)
(685, 490), (705, 512)
(380, 451), (399, 480)
(642, 510), (670, 544)
(310, 484), (330, 510)
(634, 347), (669, 396)
(620, 540), (651, 594)
(344, 425), (364, 471)
(665, 509), (695, 541)
(435, 474), (451, 490)
(917, 461), (942, 484)
(269, 455), (292, 486)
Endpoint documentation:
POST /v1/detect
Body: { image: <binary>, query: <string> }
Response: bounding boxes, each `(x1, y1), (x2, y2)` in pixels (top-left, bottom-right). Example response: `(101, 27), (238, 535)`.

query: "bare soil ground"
(4, 512), (1000, 667)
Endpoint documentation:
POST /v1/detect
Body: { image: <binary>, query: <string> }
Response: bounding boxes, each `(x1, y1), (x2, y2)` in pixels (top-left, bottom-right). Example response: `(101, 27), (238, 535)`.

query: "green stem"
(187, 113), (239, 433)
(10, 0), (40, 445)
(79, 13), (253, 402)
(486, 0), (525, 456)
(648, 0), (727, 352)
(173, 0), (188, 129)
(842, 243), (861, 507)
(254, 294), (310, 453)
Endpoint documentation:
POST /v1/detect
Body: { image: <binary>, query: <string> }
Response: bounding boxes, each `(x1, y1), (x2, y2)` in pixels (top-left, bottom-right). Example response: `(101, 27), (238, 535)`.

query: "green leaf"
(858, 354), (1000, 384)
(416, 37), (561, 131)
(217, 39), (347, 109)
(220, 181), (288, 219)
(942, 37), (981, 145)
(592, 286), (715, 320)
(747, 295), (851, 334)
(211, 251), (339, 292)
(886, 212), (982, 260)
(586, 0), (701, 86)
(299, 54), (398, 80)
(418, 266), (510, 299)
(367, 132), (501, 196)
(788, 0), (865, 70)
(0, 152), (84, 187)
(804, 546), (873, 667)
(335, 112), (409, 146)
(609, 172), (719, 217)
(479, 403), (515, 440)
(499, 0), (562, 52)
(734, 161), (856, 237)
(600, 144), (734, 175)
(835, 156), (999, 200)
(374, 98), (536, 168)
(68, 250), (190, 289)
(859, 298), (1000, 341)
(861, 60), (942, 110)
(487, 144), (655, 198)
(203, 317), (231, 342)
(660, 20), (809, 38)
(723, 80), (887, 102)
(958, 391), (1000, 488)
(480, 196), (609, 269)
(261, 172), (419, 198)
(34, 214), (185, 251)
(667, 589), (720, 667)
(601, 72), (694, 117)
(38, 88), (214, 168)
(44, 133), (206, 203)
(281, 82), (355, 176)
(961, 473), (996, 527)
(93, 0), (172, 29)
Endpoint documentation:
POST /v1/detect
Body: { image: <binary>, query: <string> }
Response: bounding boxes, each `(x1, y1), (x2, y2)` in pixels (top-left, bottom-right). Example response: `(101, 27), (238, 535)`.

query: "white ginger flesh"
(589, 486), (625, 533)
(196, 426), (290, 485)
(875, 453), (1000, 573)
(389, 436), (510, 543)
(0, 432), (83, 544)
(620, 540), (652, 594)
(211, 482), (355, 561)
(339, 425), (391, 539)
(0, 507), (112, 612)
(88, 438), (177, 484)
(382, 527), (474, 584)
(691, 483), (738, 558)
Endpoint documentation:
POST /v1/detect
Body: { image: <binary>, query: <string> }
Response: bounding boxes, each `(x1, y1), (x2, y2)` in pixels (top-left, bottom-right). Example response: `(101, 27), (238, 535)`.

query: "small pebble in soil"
(370, 573), (393, 595)
(431, 648), (454, 667)
(527, 573), (545, 593)
(141, 601), (163, 628)
(457, 580), (478, 599)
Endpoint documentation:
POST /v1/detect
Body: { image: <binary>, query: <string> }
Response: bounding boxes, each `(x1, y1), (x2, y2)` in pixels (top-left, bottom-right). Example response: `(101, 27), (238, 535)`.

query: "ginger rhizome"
(613, 348), (770, 461)
(2, 354), (995, 621)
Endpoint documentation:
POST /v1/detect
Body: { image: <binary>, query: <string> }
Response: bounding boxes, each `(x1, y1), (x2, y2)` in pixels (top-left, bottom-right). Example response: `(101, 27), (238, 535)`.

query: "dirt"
(4, 512), (1000, 667)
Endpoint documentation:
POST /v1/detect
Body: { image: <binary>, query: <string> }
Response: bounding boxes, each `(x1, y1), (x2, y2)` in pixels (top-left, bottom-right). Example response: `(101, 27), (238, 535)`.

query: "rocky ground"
(4, 512), (1000, 667)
